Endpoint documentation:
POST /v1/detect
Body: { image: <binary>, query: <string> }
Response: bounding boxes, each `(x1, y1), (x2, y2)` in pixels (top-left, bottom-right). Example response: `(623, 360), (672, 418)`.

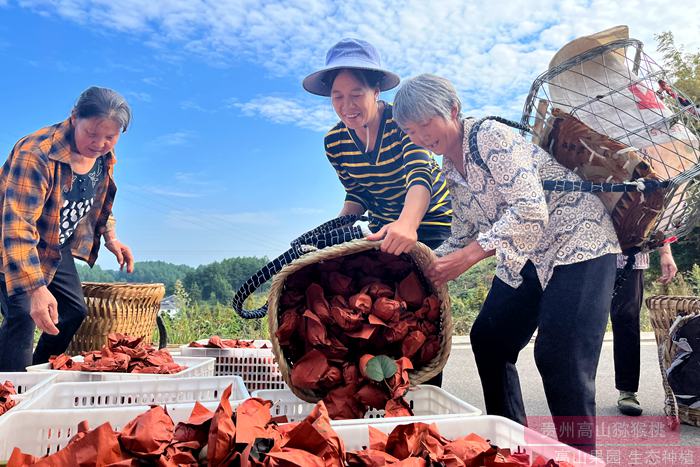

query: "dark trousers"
(469, 255), (616, 451)
(610, 269), (644, 393)
(418, 227), (449, 388)
(0, 243), (87, 371)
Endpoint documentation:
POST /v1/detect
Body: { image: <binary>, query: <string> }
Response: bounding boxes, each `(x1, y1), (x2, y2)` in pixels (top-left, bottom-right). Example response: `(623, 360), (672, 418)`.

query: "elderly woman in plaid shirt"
(0, 86), (134, 371)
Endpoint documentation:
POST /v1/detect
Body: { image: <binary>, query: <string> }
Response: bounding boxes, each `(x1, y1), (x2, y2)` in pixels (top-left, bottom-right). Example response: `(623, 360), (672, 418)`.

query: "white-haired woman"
(0, 86), (134, 371)
(393, 74), (620, 452)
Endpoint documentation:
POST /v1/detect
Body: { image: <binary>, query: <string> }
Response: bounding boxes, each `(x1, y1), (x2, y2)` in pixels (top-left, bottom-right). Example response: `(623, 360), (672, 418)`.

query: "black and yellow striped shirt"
(325, 103), (452, 233)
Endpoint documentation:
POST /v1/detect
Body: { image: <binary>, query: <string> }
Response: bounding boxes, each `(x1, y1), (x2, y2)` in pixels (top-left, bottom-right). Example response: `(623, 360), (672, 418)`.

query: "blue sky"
(0, 0), (698, 268)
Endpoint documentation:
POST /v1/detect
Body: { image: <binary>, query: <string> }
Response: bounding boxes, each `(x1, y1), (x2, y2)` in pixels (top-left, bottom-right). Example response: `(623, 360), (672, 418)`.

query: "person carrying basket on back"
(393, 73), (620, 452)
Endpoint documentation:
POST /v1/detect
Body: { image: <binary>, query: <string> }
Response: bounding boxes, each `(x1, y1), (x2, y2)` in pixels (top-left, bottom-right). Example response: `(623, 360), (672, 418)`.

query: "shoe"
(617, 391), (643, 416)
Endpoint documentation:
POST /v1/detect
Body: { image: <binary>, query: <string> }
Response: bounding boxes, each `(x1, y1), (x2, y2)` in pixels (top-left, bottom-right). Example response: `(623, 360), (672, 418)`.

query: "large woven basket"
(67, 282), (166, 354)
(267, 239), (453, 403)
(646, 294), (700, 426)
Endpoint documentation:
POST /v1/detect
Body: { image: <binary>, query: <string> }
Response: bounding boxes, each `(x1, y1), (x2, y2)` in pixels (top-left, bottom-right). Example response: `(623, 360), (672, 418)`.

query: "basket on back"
(267, 239), (452, 403)
(68, 282), (165, 354)
(646, 295), (700, 426)
(521, 25), (700, 253)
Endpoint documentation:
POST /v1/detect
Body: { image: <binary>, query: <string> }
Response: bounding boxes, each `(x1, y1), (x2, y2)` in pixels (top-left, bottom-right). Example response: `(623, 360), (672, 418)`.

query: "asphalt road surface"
(441, 337), (700, 465)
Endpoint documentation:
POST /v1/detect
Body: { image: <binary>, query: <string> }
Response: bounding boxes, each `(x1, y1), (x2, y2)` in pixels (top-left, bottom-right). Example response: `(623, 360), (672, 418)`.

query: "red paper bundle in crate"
(50, 333), (187, 374)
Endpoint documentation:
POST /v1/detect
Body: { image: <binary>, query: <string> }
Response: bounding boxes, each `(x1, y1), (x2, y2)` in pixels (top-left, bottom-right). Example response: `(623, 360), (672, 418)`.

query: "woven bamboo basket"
(646, 294), (700, 426)
(267, 239), (453, 403)
(67, 282), (166, 354)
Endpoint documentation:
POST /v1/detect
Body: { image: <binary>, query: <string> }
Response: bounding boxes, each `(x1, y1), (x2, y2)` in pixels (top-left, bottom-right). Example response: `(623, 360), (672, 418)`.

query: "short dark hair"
(72, 86), (132, 133)
(322, 68), (384, 92)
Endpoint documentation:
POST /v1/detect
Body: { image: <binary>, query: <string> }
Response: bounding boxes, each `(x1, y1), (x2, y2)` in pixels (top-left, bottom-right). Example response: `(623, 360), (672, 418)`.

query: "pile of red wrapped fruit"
(189, 336), (267, 349)
(0, 380), (17, 416)
(275, 249), (443, 419)
(6, 388), (573, 466)
(49, 333), (187, 374)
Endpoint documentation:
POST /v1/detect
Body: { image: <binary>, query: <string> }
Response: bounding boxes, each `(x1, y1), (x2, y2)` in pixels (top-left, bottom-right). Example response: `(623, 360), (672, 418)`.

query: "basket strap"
(657, 338), (681, 428)
(290, 214), (366, 247)
(467, 116), (669, 193)
(155, 314), (168, 349)
(232, 218), (367, 319)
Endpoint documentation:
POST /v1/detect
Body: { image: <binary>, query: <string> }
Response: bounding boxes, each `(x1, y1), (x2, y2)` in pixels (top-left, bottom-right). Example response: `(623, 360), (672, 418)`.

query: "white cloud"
(232, 96), (337, 132)
(148, 130), (194, 147)
(126, 91), (152, 103)
(180, 100), (212, 112)
(17, 0), (700, 121)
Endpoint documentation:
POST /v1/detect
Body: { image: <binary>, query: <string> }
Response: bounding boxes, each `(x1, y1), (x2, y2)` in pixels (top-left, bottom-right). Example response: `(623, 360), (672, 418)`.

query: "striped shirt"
(0, 119), (117, 296)
(325, 103), (452, 232)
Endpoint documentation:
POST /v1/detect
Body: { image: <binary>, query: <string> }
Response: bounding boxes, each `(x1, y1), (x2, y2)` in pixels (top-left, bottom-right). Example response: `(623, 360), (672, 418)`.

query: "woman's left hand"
(105, 239), (135, 273)
(658, 250), (678, 285)
(426, 248), (472, 287)
(427, 241), (494, 287)
(366, 219), (418, 255)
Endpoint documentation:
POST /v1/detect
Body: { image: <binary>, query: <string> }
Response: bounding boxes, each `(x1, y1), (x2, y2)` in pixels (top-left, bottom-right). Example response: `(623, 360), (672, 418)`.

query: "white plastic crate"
(335, 416), (605, 467)
(253, 385), (482, 425)
(180, 339), (285, 391)
(25, 356), (215, 382)
(0, 399), (235, 460)
(21, 375), (248, 410)
(0, 372), (56, 412)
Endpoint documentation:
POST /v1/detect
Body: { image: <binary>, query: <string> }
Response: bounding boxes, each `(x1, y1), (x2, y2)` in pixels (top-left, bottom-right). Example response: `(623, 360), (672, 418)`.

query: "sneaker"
(618, 391), (643, 416)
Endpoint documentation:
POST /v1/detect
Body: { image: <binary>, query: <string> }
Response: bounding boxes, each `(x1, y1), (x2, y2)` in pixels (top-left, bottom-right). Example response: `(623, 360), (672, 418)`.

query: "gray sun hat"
(302, 38), (400, 97)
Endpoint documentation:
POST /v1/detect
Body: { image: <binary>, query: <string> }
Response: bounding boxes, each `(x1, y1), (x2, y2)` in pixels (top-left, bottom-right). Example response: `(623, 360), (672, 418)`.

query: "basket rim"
(267, 238), (453, 403)
(81, 282), (165, 288)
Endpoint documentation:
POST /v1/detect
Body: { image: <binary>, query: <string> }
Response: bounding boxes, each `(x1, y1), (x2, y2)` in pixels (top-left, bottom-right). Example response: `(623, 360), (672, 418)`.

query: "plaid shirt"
(0, 118), (117, 296)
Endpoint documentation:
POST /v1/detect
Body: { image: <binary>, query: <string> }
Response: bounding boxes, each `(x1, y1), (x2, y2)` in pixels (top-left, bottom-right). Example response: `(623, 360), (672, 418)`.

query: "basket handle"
(156, 314), (168, 350)
(231, 216), (368, 319)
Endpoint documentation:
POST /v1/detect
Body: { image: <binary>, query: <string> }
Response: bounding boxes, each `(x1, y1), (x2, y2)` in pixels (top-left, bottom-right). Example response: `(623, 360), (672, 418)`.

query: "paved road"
(441, 336), (700, 454)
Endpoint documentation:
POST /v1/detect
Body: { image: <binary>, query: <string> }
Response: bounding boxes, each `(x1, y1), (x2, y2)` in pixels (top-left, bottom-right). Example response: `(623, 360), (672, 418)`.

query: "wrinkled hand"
(105, 240), (135, 273)
(365, 220), (418, 256)
(426, 248), (472, 287)
(658, 251), (678, 285)
(29, 285), (59, 335)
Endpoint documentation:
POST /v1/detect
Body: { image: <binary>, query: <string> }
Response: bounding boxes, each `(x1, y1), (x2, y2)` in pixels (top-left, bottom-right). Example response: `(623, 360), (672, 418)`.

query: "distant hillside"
(76, 257), (268, 298)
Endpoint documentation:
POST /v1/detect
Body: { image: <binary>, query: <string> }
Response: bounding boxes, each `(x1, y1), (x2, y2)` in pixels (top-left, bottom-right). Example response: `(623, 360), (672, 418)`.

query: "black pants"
(470, 255), (616, 451)
(0, 243), (87, 371)
(610, 268), (644, 393)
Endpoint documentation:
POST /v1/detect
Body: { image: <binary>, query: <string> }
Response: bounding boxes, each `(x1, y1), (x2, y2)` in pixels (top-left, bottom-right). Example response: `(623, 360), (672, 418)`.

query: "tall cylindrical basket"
(646, 294), (700, 426)
(67, 282), (165, 354)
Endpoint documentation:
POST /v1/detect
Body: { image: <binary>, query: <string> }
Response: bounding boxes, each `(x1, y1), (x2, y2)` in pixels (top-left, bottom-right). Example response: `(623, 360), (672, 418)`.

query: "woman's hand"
(105, 239), (135, 273)
(366, 219), (418, 255)
(426, 248), (472, 287)
(29, 286), (59, 335)
(658, 247), (678, 285)
(427, 241), (494, 287)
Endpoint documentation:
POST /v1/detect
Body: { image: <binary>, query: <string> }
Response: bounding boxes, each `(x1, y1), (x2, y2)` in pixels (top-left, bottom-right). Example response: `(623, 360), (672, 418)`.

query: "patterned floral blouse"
(435, 118), (620, 289)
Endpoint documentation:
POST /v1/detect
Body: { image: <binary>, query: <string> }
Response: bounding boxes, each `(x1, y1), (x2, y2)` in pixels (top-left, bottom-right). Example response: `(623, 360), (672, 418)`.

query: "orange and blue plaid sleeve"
(1, 150), (51, 295)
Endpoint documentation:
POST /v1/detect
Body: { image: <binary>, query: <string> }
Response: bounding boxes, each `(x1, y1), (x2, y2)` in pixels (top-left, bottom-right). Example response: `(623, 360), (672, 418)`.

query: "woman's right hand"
(29, 286), (60, 335)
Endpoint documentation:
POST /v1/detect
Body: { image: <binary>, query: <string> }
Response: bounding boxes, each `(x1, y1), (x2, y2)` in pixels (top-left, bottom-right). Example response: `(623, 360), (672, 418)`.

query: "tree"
(652, 31), (700, 273)
(655, 31), (700, 102)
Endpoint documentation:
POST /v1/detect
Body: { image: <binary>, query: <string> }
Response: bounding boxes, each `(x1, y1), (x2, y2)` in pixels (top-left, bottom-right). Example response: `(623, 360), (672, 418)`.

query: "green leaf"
(365, 355), (398, 382)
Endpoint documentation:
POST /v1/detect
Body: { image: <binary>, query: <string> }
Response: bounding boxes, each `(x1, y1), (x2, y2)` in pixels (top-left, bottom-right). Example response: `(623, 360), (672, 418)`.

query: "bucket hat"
(303, 38), (400, 96)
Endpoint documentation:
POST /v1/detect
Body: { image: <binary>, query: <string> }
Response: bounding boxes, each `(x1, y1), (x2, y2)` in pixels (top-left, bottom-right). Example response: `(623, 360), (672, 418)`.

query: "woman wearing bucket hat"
(303, 38), (452, 256)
